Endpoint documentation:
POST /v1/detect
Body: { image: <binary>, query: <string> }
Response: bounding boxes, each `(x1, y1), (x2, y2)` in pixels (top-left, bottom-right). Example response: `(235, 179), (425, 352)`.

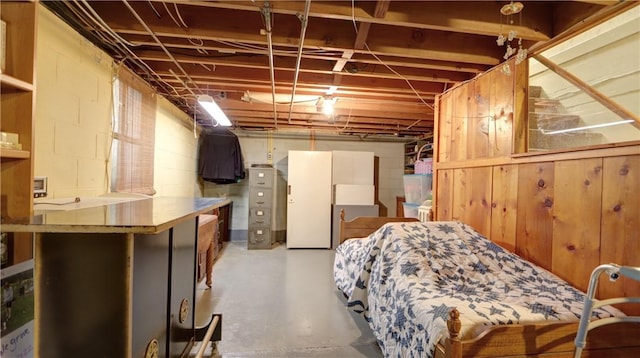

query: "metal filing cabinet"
(248, 166), (274, 249)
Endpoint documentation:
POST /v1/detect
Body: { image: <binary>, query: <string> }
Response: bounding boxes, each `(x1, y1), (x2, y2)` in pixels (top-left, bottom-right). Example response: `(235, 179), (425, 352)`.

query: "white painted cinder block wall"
(35, 6), (199, 198)
(35, 6), (113, 198)
(203, 132), (407, 237)
(153, 97), (200, 197)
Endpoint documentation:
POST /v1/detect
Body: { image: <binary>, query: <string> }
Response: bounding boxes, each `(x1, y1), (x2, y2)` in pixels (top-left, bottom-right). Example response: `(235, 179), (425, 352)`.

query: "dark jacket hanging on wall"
(198, 128), (246, 184)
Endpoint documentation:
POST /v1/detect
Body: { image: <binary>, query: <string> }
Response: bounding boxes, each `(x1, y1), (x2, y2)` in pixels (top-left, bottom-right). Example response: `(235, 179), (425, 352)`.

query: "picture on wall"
(1, 259), (34, 358)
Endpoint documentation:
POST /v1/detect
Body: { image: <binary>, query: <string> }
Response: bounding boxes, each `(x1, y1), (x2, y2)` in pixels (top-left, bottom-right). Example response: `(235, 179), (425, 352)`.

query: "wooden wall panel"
(516, 162), (554, 270)
(491, 165), (519, 252)
(436, 169), (453, 221)
(599, 155), (640, 315)
(450, 85), (469, 161)
(452, 167), (492, 237)
(553, 159), (603, 292)
(489, 64), (515, 158)
(438, 92), (453, 163)
(467, 76), (491, 159)
(513, 58), (528, 154)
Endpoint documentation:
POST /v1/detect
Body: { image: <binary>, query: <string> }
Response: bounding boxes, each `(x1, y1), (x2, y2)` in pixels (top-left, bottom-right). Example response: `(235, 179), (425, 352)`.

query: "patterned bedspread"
(333, 221), (624, 358)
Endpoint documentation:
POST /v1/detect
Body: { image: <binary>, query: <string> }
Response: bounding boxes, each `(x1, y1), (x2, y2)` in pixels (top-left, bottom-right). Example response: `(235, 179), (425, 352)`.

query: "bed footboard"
(437, 308), (640, 358)
(338, 209), (419, 244)
(444, 309), (462, 358)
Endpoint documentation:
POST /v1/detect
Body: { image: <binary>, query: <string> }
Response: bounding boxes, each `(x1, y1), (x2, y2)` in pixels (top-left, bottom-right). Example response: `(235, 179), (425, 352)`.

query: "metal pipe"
(287, 0), (311, 124)
(262, 2), (278, 128)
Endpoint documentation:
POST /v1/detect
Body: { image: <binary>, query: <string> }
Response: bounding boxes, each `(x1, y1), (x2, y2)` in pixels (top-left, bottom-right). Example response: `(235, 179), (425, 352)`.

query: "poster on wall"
(1, 259), (34, 358)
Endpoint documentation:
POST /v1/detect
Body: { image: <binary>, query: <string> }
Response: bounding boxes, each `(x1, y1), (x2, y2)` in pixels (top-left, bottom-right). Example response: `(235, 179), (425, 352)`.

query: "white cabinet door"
(286, 151), (332, 248)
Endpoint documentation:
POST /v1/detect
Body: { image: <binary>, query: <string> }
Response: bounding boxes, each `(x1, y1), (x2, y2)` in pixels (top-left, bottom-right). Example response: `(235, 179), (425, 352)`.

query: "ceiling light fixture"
(320, 97), (337, 116)
(197, 94), (231, 126)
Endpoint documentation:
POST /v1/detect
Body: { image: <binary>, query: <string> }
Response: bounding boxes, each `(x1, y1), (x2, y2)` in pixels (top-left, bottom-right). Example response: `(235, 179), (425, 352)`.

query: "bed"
(334, 213), (640, 358)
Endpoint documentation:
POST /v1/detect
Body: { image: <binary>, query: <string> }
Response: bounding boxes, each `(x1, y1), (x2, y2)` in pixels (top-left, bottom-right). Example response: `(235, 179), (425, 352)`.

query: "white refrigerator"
(286, 150), (332, 248)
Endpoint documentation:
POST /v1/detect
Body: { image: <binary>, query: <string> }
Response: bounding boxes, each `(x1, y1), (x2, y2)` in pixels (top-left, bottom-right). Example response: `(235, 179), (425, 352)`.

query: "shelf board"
(0, 73), (34, 92)
(1, 148), (31, 159)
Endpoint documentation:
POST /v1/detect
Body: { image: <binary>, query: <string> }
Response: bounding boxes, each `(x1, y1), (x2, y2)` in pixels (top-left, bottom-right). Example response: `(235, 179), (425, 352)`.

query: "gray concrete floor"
(194, 241), (382, 358)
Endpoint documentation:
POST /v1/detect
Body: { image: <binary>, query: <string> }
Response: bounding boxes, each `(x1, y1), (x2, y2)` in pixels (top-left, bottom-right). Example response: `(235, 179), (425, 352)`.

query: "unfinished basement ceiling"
(42, 1), (632, 138)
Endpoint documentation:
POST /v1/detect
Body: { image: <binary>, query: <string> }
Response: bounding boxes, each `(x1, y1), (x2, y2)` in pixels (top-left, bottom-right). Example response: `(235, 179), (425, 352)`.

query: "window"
(111, 66), (157, 195)
(527, 6), (640, 152)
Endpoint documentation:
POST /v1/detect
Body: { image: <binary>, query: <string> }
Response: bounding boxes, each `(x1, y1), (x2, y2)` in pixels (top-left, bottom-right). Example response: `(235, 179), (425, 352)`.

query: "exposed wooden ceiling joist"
(43, 0), (626, 138)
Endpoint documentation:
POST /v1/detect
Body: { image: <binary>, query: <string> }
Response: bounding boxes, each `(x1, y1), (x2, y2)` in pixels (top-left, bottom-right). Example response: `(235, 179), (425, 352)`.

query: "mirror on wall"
(527, 6), (639, 152)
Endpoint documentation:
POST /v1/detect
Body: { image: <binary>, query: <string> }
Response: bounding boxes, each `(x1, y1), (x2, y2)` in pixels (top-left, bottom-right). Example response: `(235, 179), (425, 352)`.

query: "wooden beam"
(332, 50), (354, 73)
(114, 22), (500, 66)
(373, 0), (391, 19)
(166, 0), (552, 41)
(137, 53), (470, 83)
(533, 55), (639, 128)
(354, 22), (371, 50)
(124, 37), (487, 75)
(94, 1), (506, 65)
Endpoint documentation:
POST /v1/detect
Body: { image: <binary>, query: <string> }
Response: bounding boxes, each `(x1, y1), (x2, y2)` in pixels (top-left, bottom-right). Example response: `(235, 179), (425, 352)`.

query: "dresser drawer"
(249, 208), (271, 226)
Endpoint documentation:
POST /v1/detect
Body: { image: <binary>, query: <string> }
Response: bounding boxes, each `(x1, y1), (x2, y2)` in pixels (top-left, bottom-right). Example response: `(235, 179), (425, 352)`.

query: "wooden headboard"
(339, 209), (419, 244)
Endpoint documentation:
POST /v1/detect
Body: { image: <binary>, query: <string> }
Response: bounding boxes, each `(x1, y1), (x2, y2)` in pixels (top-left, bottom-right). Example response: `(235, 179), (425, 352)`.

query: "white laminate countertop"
(2, 196), (231, 234)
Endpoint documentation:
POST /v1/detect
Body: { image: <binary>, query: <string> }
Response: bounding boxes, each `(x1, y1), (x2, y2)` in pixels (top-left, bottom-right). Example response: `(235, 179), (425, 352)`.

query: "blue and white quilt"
(333, 221), (624, 358)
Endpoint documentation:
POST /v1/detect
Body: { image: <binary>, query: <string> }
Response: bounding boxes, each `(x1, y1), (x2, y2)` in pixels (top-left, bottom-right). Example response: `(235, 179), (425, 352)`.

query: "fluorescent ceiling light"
(198, 95), (231, 126)
(544, 119), (634, 135)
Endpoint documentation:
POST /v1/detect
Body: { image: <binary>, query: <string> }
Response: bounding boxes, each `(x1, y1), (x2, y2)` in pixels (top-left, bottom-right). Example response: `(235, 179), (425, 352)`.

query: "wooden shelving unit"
(1, 1), (37, 264)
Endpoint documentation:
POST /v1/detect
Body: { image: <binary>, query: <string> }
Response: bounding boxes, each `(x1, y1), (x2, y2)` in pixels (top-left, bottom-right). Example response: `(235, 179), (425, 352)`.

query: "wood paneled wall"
(434, 58), (640, 315)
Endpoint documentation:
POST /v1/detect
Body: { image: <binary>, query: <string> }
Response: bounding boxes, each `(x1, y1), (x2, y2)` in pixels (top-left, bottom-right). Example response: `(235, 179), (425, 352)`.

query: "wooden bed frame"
(338, 212), (640, 358)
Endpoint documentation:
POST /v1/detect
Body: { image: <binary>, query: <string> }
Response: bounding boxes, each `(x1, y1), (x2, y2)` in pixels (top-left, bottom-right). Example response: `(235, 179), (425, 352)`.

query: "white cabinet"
(331, 150), (374, 185)
(286, 151), (332, 248)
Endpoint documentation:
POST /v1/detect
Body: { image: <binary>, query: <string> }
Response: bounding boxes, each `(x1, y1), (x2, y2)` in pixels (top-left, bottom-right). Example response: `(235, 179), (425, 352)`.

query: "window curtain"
(111, 66), (157, 195)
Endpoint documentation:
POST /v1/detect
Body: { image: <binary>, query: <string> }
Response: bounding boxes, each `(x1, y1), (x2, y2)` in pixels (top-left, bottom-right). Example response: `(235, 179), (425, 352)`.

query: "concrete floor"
(194, 241), (383, 358)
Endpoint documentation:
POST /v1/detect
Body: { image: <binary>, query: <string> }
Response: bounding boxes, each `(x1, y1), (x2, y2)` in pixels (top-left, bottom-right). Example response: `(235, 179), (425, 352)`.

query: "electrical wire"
(187, 38), (210, 55)
(64, 2), (131, 54)
(174, 3), (189, 28)
(349, 0), (434, 126)
(63, 2), (181, 99)
(76, 0), (138, 47)
(216, 39), (268, 52)
(34, 197), (82, 205)
(121, 0), (204, 97)
(333, 106), (353, 131)
(163, 2), (183, 28)
(147, 0), (161, 18)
